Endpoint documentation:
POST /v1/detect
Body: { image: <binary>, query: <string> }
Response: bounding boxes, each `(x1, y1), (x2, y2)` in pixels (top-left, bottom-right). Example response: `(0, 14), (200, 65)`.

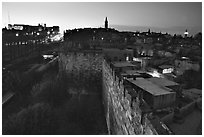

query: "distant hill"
(110, 25), (201, 36)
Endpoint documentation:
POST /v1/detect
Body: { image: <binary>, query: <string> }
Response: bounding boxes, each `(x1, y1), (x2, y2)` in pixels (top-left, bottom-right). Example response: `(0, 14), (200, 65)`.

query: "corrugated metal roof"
(147, 77), (179, 87)
(123, 70), (141, 75)
(128, 78), (173, 96)
(112, 61), (136, 68)
(159, 65), (174, 69)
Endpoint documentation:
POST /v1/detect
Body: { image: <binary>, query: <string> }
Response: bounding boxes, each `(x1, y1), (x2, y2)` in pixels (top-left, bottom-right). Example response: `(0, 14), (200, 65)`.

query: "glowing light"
(184, 31), (189, 35)
(147, 70), (163, 78)
(126, 56), (129, 61)
(16, 33), (19, 36)
(43, 55), (54, 59)
(37, 32), (40, 35)
(163, 68), (174, 74)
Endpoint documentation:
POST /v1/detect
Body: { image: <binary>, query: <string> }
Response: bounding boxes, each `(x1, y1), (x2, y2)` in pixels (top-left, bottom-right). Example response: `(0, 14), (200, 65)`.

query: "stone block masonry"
(102, 59), (158, 135)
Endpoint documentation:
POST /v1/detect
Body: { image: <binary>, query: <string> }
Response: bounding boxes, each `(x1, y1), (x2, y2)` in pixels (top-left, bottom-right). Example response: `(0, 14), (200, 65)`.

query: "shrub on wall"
(32, 71), (71, 107)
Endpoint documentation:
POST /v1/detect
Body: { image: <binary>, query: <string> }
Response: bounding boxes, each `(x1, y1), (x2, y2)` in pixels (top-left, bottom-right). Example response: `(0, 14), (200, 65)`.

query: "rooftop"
(146, 77), (179, 87)
(182, 88), (202, 100)
(121, 70), (141, 76)
(128, 78), (173, 96)
(112, 61), (136, 68)
(167, 108), (202, 135)
(159, 65), (174, 69)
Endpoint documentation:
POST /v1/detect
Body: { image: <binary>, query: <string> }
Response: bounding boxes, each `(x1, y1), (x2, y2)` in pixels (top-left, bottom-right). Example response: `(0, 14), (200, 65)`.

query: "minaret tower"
(105, 17), (108, 29)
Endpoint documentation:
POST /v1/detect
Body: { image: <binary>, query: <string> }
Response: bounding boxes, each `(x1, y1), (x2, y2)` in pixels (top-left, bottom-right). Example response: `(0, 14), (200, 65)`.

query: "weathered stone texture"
(102, 60), (157, 135)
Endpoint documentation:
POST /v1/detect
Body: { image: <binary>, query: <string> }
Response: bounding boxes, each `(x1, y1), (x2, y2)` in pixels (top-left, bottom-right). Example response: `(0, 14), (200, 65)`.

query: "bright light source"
(126, 56), (129, 61)
(47, 31), (50, 34)
(147, 70), (162, 78)
(16, 33), (19, 36)
(163, 68), (174, 74)
(101, 37), (104, 40)
(181, 56), (189, 59)
(43, 55), (54, 59)
(184, 31), (189, 35)
(37, 32), (40, 35)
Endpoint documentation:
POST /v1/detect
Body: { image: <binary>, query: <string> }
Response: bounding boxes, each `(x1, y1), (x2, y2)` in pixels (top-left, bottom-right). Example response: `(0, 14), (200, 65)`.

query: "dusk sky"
(2, 2), (202, 35)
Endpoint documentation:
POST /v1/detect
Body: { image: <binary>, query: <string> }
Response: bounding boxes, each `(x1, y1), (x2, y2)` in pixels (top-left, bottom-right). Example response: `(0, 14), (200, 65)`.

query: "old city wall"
(102, 59), (158, 135)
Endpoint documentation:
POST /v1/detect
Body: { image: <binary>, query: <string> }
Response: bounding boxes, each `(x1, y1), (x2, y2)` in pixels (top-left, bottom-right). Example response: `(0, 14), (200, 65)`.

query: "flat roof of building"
(182, 88), (202, 100)
(128, 78), (173, 96)
(146, 77), (179, 87)
(123, 70), (141, 75)
(159, 65), (174, 69)
(183, 88), (202, 94)
(112, 61), (136, 68)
